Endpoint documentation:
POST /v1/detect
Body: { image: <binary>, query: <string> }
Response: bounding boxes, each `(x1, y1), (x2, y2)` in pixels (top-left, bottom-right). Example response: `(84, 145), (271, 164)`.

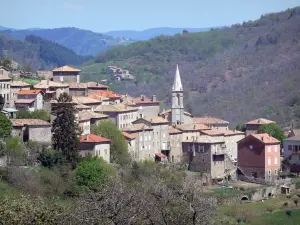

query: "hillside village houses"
(0, 63), (292, 184)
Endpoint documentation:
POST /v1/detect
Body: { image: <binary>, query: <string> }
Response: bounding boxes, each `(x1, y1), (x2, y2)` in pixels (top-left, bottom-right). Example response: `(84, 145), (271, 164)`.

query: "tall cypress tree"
(0, 95), (4, 111)
(52, 93), (81, 164)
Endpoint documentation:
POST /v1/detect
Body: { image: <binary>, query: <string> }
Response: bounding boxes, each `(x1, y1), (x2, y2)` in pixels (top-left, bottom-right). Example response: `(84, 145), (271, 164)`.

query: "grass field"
(16, 77), (41, 86)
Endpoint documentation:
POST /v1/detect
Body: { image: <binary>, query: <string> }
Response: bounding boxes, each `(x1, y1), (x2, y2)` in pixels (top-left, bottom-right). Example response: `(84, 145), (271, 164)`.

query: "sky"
(1, 0), (300, 32)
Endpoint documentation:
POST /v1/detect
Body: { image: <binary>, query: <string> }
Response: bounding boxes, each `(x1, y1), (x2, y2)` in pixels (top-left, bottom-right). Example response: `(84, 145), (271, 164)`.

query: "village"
(1, 64), (300, 199)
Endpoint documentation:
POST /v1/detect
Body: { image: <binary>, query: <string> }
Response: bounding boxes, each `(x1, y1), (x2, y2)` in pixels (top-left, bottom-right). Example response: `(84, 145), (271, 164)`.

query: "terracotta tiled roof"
(168, 126), (182, 134)
(78, 111), (108, 121)
(122, 131), (136, 140)
(52, 65), (81, 72)
(10, 81), (30, 87)
(285, 135), (300, 142)
(69, 82), (88, 89)
(291, 129), (300, 136)
(250, 133), (280, 144)
(14, 99), (35, 104)
(155, 152), (167, 158)
(11, 119), (50, 126)
(183, 136), (225, 144)
(0, 75), (11, 81)
(246, 118), (276, 125)
(127, 96), (159, 105)
(72, 96), (102, 105)
(122, 124), (153, 132)
(88, 90), (121, 100)
(192, 117), (229, 125)
(201, 129), (245, 136)
(80, 134), (110, 143)
(17, 90), (42, 95)
(86, 82), (108, 89)
(74, 104), (92, 109)
(34, 80), (69, 88)
(95, 104), (137, 113)
(134, 116), (169, 125)
(176, 123), (210, 131)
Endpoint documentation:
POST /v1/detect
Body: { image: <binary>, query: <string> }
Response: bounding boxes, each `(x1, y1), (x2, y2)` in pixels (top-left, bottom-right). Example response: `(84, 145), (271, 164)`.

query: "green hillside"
(83, 7), (300, 127)
(0, 34), (89, 70)
(1, 27), (134, 56)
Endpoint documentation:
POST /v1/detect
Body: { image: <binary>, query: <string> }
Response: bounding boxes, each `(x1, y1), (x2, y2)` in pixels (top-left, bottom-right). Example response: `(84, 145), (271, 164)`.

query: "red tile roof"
(88, 90), (121, 99)
(80, 134), (110, 143)
(250, 133), (280, 144)
(17, 90), (42, 95)
(122, 131), (136, 140)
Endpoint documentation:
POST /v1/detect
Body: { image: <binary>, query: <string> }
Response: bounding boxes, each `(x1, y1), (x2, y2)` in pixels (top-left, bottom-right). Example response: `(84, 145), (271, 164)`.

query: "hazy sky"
(1, 0), (300, 32)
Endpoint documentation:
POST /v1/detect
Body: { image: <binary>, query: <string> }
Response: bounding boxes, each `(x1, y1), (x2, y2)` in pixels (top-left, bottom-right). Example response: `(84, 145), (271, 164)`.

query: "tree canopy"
(0, 113), (12, 138)
(94, 120), (129, 164)
(258, 123), (286, 143)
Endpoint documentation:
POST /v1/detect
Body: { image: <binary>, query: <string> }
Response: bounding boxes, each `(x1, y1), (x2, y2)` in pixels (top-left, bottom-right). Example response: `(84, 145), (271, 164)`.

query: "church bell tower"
(171, 64), (184, 125)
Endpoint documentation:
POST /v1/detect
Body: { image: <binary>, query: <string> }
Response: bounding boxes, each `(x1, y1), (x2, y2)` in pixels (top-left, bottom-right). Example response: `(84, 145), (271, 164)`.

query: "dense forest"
(0, 34), (88, 70)
(1, 27), (134, 56)
(87, 7), (300, 128)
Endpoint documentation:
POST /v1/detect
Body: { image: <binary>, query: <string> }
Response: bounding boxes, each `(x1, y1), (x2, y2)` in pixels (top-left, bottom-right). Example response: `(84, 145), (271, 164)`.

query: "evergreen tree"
(52, 93), (81, 164)
(0, 113), (12, 138)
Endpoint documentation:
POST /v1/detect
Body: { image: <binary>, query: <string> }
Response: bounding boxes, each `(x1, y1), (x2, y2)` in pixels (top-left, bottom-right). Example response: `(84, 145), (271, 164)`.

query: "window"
(274, 146), (278, 152)
(249, 145), (253, 150)
(104, 149), (107, 155)
(140, 135), (143, 141)
(149, 145), (151, 150)
(268, 146), (271, 153)
(274, 156), (278, 165)
(267, 157), (271, 165)
(149, 134), (151, 140)
(288, 145), (292, 150)
(177, 93), (180, 106)
(274, 169), (278, 175)
(186, 136), (188, 140)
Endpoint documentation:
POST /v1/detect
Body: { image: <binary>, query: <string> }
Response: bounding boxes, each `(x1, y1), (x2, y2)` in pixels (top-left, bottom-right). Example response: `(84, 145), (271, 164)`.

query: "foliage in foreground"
(0, 113), (12, 138)
(16, 109), (50, 121)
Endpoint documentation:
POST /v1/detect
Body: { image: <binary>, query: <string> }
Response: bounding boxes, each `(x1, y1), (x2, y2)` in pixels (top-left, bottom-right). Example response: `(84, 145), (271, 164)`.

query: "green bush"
(16, 109), (50, 121)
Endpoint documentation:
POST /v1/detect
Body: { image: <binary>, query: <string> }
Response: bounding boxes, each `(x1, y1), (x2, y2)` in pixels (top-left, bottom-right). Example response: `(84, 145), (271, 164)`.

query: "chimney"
(85, 134), (89, 140)
(152, 95), (156, 102)
(97, 82), (99, 86)
(261, 136), (264, 141)
(141, 95), (145, 101)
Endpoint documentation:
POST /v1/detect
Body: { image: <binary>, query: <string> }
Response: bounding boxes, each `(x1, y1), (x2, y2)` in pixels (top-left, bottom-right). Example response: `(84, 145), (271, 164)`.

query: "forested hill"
(0, 34), (89, 70)
(92, 7), (300, 128)
(1, 27), (134, 56)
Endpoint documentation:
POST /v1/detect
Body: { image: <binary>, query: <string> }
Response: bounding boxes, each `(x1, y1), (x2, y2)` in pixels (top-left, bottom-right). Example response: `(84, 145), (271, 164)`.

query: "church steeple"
(172, 64), (183, 91)
(171, 64), (184, 125)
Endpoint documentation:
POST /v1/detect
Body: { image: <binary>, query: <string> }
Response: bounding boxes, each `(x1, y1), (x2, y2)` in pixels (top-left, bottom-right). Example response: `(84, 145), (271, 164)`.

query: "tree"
(0, 95), (4, 110)
(236, 124), (246, 132)
(0, 113), (12, 138)
(38, 148), (63, 169)
(52, 93), (81, 165)
(73, 157), (115, 191)
(17, 109), (50, 121)
(257, 123), (286, 144)
(94, 120), (129, 164)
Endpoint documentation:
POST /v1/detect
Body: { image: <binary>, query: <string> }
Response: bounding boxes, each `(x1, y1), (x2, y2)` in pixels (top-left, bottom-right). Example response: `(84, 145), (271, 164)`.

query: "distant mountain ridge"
(104, 27), (219, 40)
(0, 27), (134, 56)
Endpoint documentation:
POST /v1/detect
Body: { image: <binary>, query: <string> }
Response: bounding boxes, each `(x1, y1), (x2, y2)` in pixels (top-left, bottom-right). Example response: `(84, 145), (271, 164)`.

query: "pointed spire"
(172, 64), (183, 91)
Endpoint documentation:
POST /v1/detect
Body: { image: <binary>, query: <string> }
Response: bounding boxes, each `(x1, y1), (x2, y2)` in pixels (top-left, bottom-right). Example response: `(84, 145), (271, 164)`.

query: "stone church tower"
(171, 64), (184, 125)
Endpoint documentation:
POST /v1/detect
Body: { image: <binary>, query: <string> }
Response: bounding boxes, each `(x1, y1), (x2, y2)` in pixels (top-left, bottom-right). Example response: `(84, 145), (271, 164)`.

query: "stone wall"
(28, 125), (51, 144)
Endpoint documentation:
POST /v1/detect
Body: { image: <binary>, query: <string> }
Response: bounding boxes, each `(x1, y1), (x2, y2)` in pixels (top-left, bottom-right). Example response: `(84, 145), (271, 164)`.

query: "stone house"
(11, 119), (52, 144)
(168, 126), (183, 163)
(283, 135), (300, 173)
(77, 116), (91, 135)
(245, 118), (276, 136)
(15, 90), (43, 111)
(79, 134), (110, 163)
(52, 65), (81, 83)
(182, 136), (236, 184)
(192, 117), (229, 130)
(122, 124), (154, 161)
(238, 133), (281, 181)
(287, 129), (300, 138)
(94, 104), (138, 129)
(36, 70), (53, 80)
(176, 123), (211, 142)
(1, 108), (18, 119)
(132, 116), (170, 158)
(86, 82), (108, 94)
(9, 81), (30, 107)
(126, 95), (160, 118)
(122, 131), (136, 158)
(33, 80), (69, 100)
(88, 90), (121, 104)
(72, 96), (103, 110)
(200, 129), (245, 163)
(0, 66), (10, 77)
(76, 110), (109, 133)
(74, 104), (92, 112)
(0, 74), (11, 108)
